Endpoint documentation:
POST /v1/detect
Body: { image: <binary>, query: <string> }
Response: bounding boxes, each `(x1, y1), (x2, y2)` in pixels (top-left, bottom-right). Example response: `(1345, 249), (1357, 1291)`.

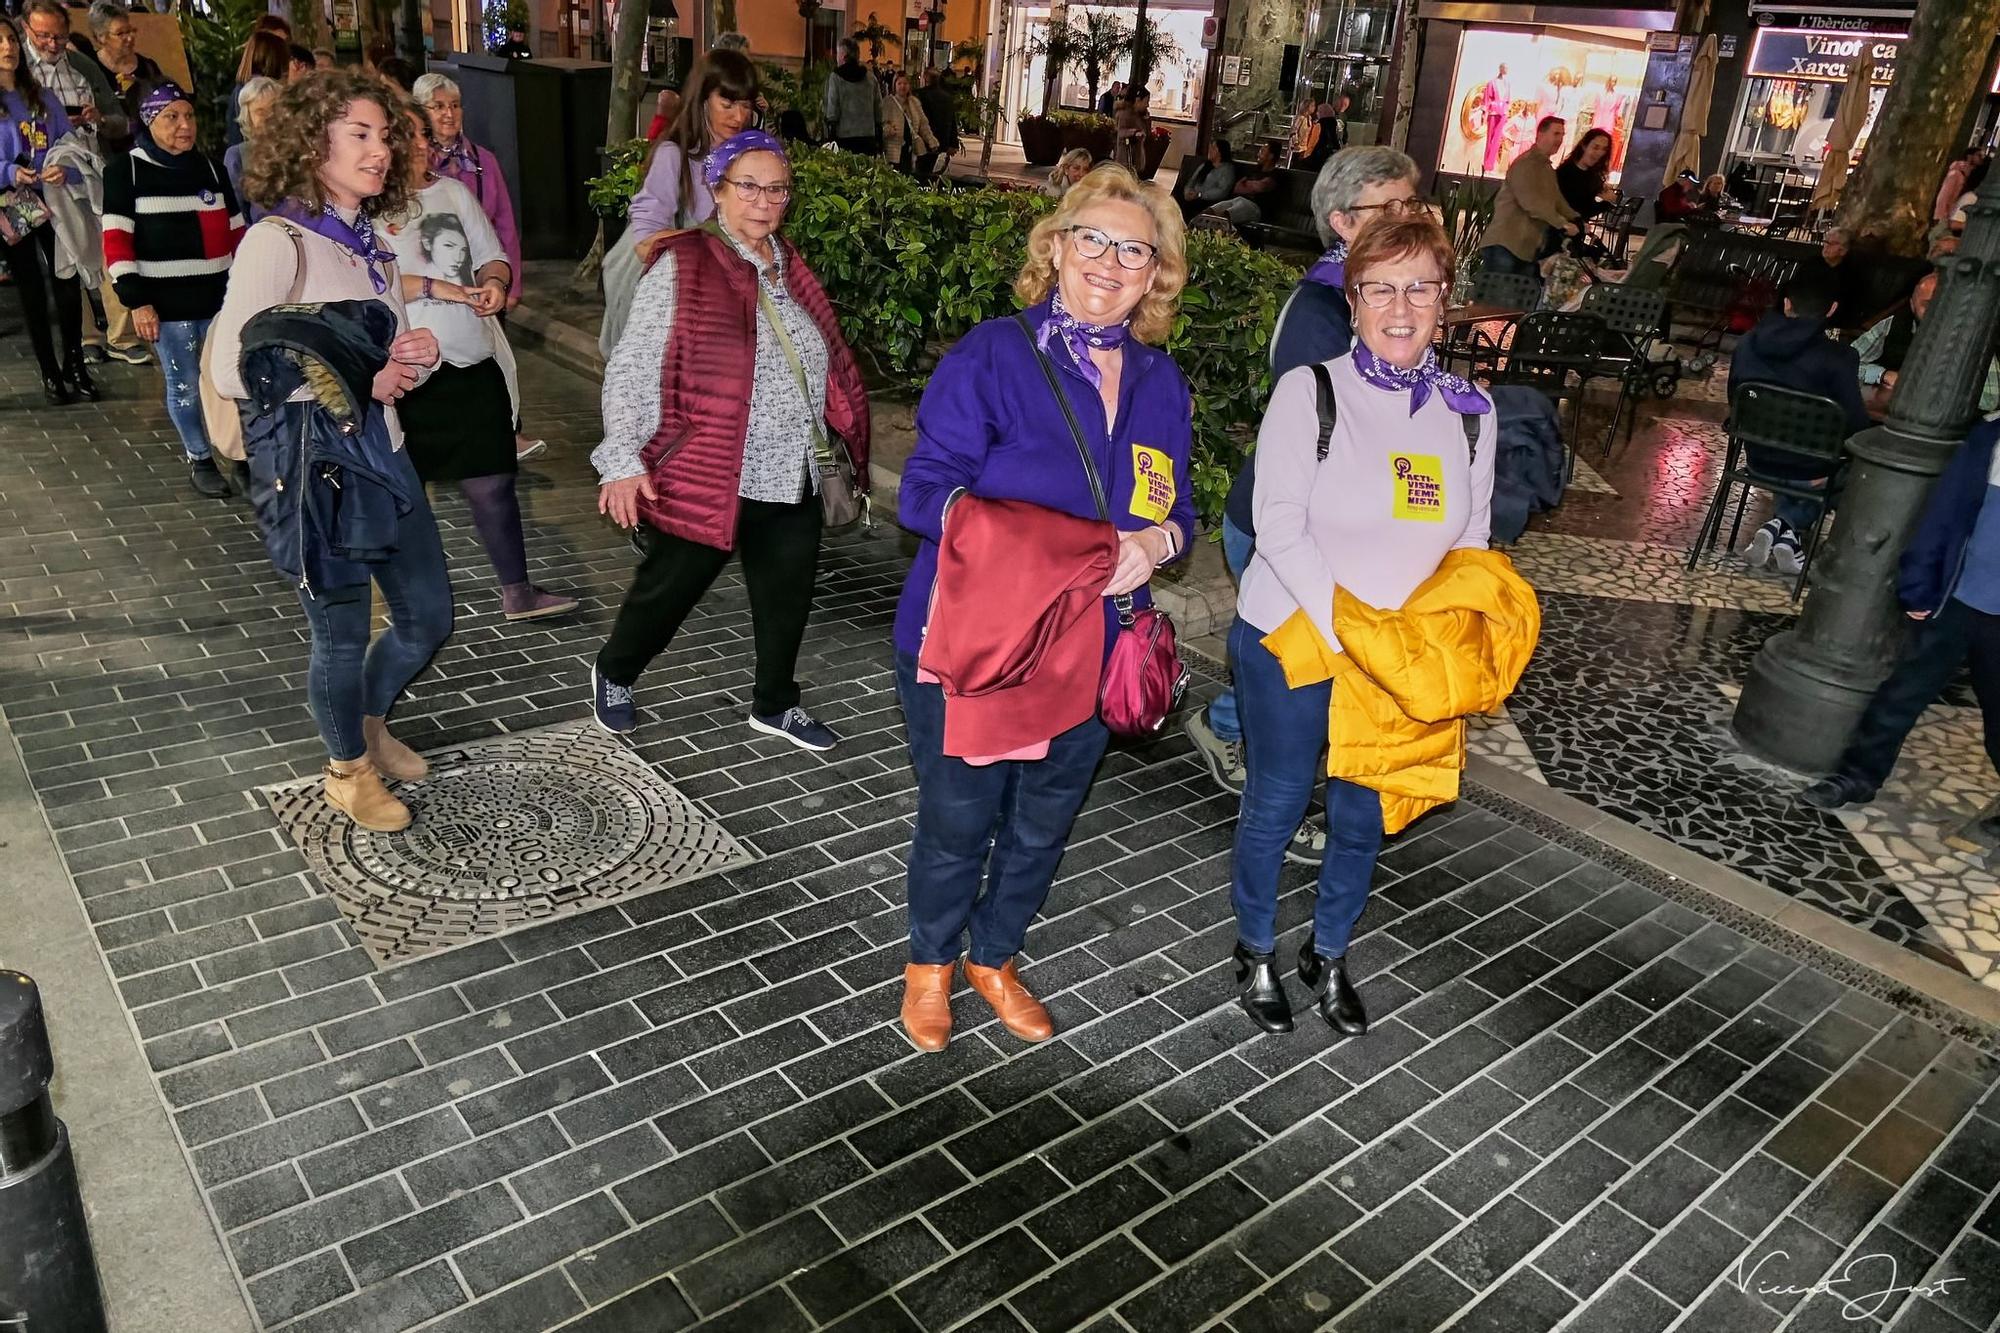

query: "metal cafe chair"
(1444, 270), (1544, 376)
(1491, 310), (1607, 487)
(1684, 381), (1852, 602)
(1579, 283), (1670, 460)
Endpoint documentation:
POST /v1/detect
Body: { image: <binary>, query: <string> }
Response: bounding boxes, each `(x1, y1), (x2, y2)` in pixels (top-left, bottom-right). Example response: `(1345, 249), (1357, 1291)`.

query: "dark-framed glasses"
(1065, 225), (1159, 270)
(1345, 197), (1433, 219)
(722, 176), (793, 204)
(1352, 279), (1446, 309)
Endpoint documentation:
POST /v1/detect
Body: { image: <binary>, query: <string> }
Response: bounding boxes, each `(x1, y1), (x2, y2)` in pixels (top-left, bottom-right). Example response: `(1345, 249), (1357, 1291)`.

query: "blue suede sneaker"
(747, 706), (840, 752)
(592, 665), (637, 735)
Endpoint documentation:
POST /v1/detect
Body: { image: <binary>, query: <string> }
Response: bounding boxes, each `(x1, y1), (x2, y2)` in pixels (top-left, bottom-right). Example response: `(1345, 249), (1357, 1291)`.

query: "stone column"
(1731, 188), (2000, 773)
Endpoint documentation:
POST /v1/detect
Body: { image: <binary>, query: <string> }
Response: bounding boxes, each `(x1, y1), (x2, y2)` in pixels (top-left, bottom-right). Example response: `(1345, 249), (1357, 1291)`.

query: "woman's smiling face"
(319, 97), (394, 209)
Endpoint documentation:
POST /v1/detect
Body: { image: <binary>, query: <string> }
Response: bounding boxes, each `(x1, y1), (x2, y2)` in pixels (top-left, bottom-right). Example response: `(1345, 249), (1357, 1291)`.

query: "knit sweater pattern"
(102, 145), (244, 322)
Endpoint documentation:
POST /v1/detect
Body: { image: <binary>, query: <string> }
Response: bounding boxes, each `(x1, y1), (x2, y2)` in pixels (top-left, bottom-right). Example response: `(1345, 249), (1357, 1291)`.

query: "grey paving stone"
(415, 1270), (586, 1333)
(298, 1105), (470, 1195)
(786, 1219), (947, 1325)
(341, 1183), (522, 1285)
(244, 1251), (355, 1326)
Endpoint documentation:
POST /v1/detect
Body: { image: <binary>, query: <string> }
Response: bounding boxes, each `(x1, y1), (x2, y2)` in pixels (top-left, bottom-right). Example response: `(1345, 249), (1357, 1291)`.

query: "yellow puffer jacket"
(1262, 548), (1541, 835)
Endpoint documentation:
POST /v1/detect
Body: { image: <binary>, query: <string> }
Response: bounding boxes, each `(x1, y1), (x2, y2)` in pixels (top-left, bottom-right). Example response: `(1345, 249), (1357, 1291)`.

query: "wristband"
(421, 276), (433, 301)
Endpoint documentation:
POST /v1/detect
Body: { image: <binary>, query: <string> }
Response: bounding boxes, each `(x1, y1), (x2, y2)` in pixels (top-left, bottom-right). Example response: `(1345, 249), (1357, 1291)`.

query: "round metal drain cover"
(264, 722), (754, 963)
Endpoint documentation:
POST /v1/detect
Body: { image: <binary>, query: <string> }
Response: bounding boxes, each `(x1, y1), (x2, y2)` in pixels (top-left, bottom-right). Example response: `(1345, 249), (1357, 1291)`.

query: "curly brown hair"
(242, 70), (414, 217)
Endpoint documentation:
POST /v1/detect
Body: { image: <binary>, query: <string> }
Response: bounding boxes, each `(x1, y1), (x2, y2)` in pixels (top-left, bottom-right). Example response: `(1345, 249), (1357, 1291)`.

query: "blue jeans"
(157, 318), (212, 460)
(1479, 245), (1543, 289)
(1206, 514), (1255, 742)
(295, 476), (454, 762)
(896, 651), (1110, 966)
(1228, 616), (1385, 957)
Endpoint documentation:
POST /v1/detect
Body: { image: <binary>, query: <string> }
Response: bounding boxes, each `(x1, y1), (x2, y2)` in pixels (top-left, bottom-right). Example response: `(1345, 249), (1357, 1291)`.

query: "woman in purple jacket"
(893, 164), (1196, 1054)
(1, 19), (86, 404)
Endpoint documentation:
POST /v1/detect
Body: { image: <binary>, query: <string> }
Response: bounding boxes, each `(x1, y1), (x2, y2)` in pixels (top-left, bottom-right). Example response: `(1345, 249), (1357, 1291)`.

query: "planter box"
(1062, 121), (1116, 162)
(1018, 117), (1062, 166)
(1140, 133), (1171, 181)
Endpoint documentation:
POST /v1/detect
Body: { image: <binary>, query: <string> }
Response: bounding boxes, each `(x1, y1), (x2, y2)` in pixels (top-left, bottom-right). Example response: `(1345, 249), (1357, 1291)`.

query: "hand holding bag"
(1014, 314), (1189, 739)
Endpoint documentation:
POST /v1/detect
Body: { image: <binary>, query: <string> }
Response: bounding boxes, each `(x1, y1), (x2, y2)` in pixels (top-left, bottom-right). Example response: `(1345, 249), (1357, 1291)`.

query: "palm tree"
(854, 10), (902, 67)
(1127, 2), (1183, 96)
(1020, 11), (1073, 115)
(1067, 10), (1133, 112)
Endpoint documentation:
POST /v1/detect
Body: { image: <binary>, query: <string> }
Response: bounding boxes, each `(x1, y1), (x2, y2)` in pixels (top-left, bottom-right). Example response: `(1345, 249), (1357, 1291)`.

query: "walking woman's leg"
(972, 712), (1109, 969)
(596, 524), (733, 689)
(296, 582), (373, 763)
(457, 472), (529, 584)
(3, 232), (61, 380)
(156, 319), (214, 459)
(736, 496), (823, 719)
(361, 463), (456, 716)
(34, 229), (84, 374)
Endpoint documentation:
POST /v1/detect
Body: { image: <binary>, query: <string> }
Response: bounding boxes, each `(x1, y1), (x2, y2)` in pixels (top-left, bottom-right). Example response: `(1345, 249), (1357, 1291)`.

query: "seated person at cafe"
(1727, 271), (1871, 576)
(1657, 172), (1729, 225)
(1178, 138), (1239, 221)
(1856, 272), (2000, 414)
(1210, 142), (1282, 241)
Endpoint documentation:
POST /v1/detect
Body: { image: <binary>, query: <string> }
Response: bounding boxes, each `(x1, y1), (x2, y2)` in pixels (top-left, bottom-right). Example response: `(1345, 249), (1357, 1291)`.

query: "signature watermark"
(1730, 1250), (1965, 1321)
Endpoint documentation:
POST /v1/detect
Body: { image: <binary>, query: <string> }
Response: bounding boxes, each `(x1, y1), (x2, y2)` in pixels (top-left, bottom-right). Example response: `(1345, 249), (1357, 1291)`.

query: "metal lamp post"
(1731, 188), (2000, 772)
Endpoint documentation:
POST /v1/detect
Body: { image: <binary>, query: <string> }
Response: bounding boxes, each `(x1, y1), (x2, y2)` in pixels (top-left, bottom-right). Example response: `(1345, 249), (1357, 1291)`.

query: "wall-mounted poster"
(1223, 54), (1242, 86)
(1440, 27), (1652, 181)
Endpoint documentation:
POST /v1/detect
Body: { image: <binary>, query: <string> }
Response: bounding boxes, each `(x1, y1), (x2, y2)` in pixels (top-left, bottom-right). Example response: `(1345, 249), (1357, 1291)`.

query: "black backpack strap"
(1461, 411), (1481, 466)
(1309, 362), (1337, 463)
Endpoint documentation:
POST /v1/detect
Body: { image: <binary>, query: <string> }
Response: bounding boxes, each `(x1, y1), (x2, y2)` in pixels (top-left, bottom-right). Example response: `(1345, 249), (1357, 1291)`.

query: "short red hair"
(1345, 215), (1457, 296)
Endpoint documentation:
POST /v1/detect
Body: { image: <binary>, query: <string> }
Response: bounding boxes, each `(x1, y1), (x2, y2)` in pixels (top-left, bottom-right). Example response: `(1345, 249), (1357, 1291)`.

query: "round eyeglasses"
(721, 177), (793, 205)
(1351, 280), (1447, 309)
(1064, 225), (1159, 270)
(1344, 197), (1434, 219)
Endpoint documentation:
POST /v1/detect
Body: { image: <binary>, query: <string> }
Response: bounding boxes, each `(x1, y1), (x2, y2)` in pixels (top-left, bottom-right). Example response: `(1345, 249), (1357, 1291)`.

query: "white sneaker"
(1772, 536), (1804, 576)
(1743, 520), (1782, 569)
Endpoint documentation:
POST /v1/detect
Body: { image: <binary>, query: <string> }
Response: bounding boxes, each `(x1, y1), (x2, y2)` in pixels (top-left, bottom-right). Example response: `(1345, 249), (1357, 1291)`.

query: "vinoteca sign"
(1747, 28), (1902, 85)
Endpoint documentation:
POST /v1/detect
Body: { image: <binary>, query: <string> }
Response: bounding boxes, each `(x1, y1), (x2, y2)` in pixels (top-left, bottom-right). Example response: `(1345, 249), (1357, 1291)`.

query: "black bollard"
(0, 971), (109, 1333)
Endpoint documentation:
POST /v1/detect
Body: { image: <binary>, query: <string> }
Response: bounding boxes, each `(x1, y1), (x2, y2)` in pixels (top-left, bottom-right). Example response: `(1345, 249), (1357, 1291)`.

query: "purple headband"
(703, 129), (788, 190)
(139, 83), (191, 127)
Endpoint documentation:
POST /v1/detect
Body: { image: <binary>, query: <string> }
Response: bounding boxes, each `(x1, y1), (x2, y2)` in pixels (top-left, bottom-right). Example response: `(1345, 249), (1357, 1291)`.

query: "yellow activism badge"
(1129, 444), (1175, 523)
(1391, 453), (1445, 522)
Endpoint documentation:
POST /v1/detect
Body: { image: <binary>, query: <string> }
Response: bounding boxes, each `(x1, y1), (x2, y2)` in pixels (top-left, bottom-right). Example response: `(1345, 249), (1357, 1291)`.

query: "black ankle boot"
(1232, 942), (1293, 1034)
(1298, 934), (1368, 1036)
(66, 361), (99, 401)
(42, 372), (73, 406)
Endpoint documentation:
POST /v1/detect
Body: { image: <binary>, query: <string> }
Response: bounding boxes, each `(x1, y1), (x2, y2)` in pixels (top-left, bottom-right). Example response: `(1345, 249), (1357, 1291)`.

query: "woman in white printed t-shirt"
(381, 104), (578, 623)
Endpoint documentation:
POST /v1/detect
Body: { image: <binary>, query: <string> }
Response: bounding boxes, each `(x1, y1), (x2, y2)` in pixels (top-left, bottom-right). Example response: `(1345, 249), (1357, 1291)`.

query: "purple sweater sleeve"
(475, 143), (522, 300)
(627, 144), (684, 243)
(899, 338), (997, 540)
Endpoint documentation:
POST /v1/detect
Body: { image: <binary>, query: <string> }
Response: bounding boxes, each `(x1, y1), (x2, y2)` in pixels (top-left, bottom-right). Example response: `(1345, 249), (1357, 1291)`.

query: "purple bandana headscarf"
(1038, 285), (1130, 390)
(273, 200), (396, 295)
(139, 83), (190, 127)
(1352, 341), (1490, 417)
(1302, 240), (1348, 291)
(704, 129), (788, 190)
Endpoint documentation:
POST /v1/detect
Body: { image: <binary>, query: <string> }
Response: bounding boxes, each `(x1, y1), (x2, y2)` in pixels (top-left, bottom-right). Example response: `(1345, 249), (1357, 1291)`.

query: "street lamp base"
(1730, 629), (1877, 776)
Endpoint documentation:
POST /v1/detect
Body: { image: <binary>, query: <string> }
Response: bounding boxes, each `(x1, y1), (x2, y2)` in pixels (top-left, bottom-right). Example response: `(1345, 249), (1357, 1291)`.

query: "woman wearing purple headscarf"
(1226, 214), (1495, 1041)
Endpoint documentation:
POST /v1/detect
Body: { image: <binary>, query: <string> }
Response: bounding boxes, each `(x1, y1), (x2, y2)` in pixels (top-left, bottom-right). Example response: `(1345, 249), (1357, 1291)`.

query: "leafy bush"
(1047, 109), (1113, 132)
(587, 138), (650, 219)
(180, 0), (261, 155)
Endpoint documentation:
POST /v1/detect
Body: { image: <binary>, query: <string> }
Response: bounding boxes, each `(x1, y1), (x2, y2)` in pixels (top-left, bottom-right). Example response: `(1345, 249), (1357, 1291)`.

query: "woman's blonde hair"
(1015, 162), (1187, 345)
(242, 70), (415, 217)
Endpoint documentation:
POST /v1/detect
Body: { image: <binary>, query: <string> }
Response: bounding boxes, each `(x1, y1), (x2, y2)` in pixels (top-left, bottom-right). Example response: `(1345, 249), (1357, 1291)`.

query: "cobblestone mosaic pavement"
(5, 335), (2000, 1332)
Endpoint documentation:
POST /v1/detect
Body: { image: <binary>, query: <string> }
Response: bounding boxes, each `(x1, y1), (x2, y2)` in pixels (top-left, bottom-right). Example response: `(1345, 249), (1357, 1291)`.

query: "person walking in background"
(385, 105), (578, 622)
(2, 16), (92, 403)
(101, 83), (241, 498)
(1097, 79), (1123, 117)
(1478, 115), (1577, 288)
(917, 68), (959, 168)
(1481, 64), (1511, 172)
(286, 42), (312, 80)
(208, 69), (450, 835)
(823, 37), (881, 156)
(86, 1), (162, 157)
(223, 76), (279, 220)
(590, 131), (869, 751)
(893, 163), (1195, 1053)
(882, 72), (938, 179)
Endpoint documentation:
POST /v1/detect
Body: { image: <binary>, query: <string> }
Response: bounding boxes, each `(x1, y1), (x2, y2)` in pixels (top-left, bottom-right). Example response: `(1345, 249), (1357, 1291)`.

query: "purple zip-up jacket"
(894, 301), (1198, 659)
(433, 138), (521, 301)
(0, 91), (76, 195)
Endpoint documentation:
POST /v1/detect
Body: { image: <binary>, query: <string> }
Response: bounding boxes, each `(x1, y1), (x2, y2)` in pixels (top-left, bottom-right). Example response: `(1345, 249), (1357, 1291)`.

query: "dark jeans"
(597, 497), (821, 716)
(293, 474), (454, 762)
(1205, 514), (1255, 743)
(896, 651), (1109, 967)
(2, 224), (83, 379)
(1744, 449), (1833, 537)
(1229, 617), (1384, 957)
(1837, 600), (2000, 789)
(1478, 245), (1542, 288)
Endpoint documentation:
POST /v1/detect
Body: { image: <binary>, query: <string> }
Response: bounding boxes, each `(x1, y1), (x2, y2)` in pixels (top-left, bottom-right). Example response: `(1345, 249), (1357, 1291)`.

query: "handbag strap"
(734, 230), (835, 472)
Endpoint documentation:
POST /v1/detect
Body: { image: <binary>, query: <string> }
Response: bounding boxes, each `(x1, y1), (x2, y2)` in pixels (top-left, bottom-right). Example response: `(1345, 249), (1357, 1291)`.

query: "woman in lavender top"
(1228, 215), (1496, 1038)
(892, 164), (1196, 1055)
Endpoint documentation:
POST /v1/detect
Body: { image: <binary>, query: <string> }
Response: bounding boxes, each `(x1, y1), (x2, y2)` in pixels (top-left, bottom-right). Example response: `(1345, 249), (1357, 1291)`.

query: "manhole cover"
(263, 722), (755, 964)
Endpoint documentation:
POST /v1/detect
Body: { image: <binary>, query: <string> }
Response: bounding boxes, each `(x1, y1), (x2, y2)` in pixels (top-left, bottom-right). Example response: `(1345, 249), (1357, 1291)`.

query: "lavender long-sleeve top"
(626, 143), (716, 244)
(434, 138), (521, 301)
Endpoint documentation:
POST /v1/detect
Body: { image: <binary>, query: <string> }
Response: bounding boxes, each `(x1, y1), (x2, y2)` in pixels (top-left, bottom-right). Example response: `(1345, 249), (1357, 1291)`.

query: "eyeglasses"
(1344, 197), (1432, 219)
(1065, 225), (1159, 270)
(1351, 280), (1447, 309)
(721, 177), (793, 204)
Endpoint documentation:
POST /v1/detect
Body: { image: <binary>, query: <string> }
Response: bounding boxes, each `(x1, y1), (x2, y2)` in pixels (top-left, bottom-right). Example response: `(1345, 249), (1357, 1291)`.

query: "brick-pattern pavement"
(3, 334), (2000, 1332)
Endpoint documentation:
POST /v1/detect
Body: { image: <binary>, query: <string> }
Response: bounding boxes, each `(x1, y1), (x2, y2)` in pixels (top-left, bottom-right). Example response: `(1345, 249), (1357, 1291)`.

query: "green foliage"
(1045, 109), (1112, 131)
(180, 0), (261, 155)
(761, 61), (828, 140)
(483, 0), (531, 53)
(586, 138), (650, 219)
(1439, 176), (1499, 259)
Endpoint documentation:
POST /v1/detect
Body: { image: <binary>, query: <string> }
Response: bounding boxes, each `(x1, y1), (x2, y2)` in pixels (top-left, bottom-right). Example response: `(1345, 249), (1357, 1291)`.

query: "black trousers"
(1837, 599), (2000, 789)
(2, 225), (83, 379)
(597, 496), (822, 716)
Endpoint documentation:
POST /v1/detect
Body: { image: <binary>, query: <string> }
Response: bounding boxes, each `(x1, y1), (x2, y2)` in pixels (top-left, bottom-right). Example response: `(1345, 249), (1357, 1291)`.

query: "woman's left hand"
(467, 280), (507, 316)
(1105, 528), (1169, 597)
(389, 328), (440, 368)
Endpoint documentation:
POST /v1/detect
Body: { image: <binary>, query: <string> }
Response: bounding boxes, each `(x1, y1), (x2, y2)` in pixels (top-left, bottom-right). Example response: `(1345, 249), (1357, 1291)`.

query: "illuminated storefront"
(1438, 25), (1651, 180)
(1727, 12), (1902, 164)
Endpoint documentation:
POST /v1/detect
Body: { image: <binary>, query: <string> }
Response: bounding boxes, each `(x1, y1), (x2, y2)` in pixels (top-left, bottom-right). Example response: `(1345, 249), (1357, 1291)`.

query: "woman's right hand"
(131, 305), (160, 342)
(638, 230), (678, 265)
(372, 360), (419, 404)
(13, 165), (36, 187)
(599, 474), (658, 529)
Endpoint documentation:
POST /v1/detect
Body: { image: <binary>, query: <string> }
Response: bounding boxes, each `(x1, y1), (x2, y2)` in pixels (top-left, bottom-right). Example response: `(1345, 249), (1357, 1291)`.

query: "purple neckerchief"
(1302, 240), (1348, 290)
(1037, 286), (1130, 390)
(1352, 340), (1491, 417)
(273, 200), (394, 294)
(431, 137), (480, 180)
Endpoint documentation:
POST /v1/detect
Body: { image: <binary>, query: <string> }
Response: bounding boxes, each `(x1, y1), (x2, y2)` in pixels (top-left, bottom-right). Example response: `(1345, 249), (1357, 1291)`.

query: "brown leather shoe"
(965, 958), (1054, 1043)
(363, 715), (428, 783)
(900, 963), (955, 1053)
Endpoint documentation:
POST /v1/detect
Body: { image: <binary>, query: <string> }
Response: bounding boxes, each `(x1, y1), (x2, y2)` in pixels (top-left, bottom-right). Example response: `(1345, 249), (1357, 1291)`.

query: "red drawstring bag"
(1017, 316), (1191, 739)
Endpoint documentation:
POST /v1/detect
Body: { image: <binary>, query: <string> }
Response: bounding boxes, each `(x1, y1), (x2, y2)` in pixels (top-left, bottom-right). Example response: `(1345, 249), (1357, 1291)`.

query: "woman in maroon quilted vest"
(590, 130), (869, 751)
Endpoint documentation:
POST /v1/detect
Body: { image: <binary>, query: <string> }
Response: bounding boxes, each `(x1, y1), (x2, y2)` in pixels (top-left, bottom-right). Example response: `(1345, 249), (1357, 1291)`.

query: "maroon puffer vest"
(636, 228), (871, 549)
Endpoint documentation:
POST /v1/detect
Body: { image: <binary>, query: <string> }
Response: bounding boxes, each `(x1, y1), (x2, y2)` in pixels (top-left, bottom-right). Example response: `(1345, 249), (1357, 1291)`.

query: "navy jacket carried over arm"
(1898, 420), (1999, 615)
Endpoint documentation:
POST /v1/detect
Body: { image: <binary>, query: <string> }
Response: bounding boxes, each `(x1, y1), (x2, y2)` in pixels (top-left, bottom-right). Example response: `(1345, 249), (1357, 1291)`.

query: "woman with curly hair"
(891, 163), (1196, 1052)
(207, 70), (449, 835)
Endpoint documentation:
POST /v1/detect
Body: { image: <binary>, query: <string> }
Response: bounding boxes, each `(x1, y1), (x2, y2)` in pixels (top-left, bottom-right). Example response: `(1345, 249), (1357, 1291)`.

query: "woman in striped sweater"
(102, 83), (244, 497)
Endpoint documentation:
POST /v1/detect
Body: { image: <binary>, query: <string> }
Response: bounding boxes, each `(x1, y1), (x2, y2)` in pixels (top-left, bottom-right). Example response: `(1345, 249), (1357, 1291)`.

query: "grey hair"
(1309, 145), (1420, 246)
(412, 72), (460, 106)
(712, 31), (749, 52)
(1823, 226), (1851, 244)
(87, 2), (130, 31)
(236, 75), (280, 135)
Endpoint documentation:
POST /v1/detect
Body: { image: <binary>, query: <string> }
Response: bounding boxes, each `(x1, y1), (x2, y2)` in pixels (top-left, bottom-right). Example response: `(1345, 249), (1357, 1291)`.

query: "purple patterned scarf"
(1037, 286), (1130, 390)
(1302, 240), (1347, 290)
(273, 200), (395, 295)
(1352, 340), (1490, 417)
(431, 136), (480, 180)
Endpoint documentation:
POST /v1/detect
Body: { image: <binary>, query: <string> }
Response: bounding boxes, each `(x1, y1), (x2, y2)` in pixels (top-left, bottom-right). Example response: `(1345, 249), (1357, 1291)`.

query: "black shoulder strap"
(1013, 313), (1111, 522)
(1309, 362), (1337, 462)
(1461, 411), (1481, 466)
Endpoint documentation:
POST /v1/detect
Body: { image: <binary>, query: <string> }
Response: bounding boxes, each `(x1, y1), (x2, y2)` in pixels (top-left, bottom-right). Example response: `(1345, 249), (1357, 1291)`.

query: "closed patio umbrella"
(1662, 34), (1717, 186)
(1810, 56), (1872, 212)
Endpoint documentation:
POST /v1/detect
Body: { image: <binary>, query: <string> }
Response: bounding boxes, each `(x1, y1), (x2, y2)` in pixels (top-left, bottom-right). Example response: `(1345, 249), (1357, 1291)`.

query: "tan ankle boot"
(363, 715), (428, 782)
(324, 758), (413, 832)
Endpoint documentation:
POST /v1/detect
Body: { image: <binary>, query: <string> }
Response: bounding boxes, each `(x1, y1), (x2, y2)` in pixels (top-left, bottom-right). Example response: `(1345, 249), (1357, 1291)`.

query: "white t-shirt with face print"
(382, 176), (508, 367)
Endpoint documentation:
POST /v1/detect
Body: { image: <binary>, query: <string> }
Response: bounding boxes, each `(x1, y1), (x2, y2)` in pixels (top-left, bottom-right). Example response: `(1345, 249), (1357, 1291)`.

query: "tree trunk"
(1041, 0), (1066, 115)
(290, 0), (323, 50)
(714, 0), (737, 35)
(1128, 0), (1151, 96)
(1836, 0), (2000, 256)
(397, 0), (424, 62)
(982, 0), (1009, 173)
(605, 0), (648, 153)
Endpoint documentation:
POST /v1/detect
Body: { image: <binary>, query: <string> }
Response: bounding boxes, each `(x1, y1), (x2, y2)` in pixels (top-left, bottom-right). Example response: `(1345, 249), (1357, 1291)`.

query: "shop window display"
(1730, 28), (1894, 163)
(1440, 27), (1649, 180)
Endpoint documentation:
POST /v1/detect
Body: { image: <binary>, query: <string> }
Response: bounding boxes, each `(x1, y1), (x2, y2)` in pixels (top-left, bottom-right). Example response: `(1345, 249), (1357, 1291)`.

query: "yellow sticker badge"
(1129, 444), (1175, 523)
(1391, 453), (1445, 522)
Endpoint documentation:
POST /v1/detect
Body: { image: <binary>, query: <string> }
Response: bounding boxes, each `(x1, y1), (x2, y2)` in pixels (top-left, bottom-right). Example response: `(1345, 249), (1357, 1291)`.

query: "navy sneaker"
(748, 706), (840, 752)
(592, 665), (636, 734)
